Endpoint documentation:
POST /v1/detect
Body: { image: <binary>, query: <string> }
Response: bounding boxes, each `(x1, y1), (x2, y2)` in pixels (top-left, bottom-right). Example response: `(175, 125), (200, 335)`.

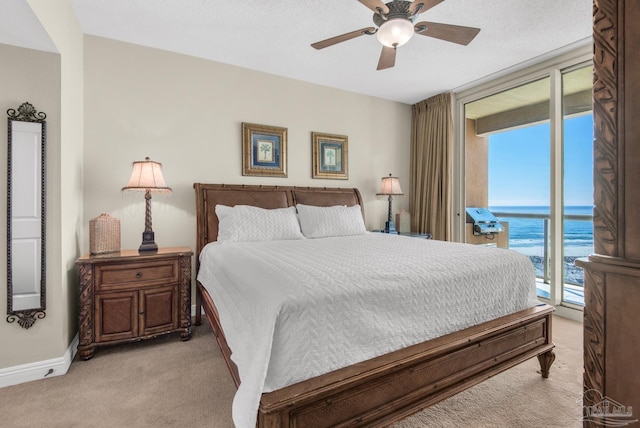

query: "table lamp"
(122, 157), (171, 252)
(377, 173), (404, 233)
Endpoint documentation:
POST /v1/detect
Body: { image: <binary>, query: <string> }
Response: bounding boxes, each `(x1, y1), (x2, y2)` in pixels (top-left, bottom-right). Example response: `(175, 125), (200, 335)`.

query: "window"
(561, 65), (594, 306)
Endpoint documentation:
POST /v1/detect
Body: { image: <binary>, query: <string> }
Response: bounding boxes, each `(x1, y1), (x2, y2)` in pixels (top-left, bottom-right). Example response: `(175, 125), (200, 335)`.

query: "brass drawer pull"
(136, 272), (142, 279)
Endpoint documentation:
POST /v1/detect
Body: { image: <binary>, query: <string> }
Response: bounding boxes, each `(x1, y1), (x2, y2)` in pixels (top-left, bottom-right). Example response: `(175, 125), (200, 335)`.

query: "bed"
(193, 183), (555, 427)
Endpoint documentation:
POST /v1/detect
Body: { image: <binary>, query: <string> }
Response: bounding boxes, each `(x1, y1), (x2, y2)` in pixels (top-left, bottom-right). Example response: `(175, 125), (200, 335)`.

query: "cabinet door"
(139, 285), (178, 336)
(95, 290), (138, 342)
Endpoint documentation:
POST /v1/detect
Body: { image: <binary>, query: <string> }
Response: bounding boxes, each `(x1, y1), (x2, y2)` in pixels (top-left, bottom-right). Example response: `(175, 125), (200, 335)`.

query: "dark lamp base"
(384, 221), (398, 234)
(138, 231), (158, 253)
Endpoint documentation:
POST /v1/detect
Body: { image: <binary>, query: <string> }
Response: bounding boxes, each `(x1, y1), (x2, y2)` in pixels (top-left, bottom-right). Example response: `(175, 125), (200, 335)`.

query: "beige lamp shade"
(121, 157), (170, 252)
(122, 157), (171, 193)
(376, 173), (403, 234)
(377, 174), (404, 196)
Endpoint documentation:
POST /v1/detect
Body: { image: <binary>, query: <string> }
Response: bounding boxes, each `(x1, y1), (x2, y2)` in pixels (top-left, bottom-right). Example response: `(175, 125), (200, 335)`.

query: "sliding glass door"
(456, 51), (593, 315)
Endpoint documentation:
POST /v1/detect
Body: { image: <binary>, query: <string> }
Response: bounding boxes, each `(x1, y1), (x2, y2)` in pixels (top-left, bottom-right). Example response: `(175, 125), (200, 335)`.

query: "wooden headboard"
(193, 183), (364, 257)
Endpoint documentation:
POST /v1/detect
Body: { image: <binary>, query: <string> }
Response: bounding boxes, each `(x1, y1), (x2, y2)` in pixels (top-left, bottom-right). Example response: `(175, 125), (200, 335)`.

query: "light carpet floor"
(0, 315), (582, 427)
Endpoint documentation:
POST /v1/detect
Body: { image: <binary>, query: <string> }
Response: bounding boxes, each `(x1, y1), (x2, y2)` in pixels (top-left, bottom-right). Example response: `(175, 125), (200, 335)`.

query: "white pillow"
(215, 205), (304, 242)
(214, 204), (234, 221)
(296, 204), (366, 238)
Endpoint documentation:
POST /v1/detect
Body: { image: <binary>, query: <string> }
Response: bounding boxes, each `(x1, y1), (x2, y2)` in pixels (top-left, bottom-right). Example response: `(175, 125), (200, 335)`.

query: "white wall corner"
(0, 333), (79, 389)
(191, 303), (204, 317)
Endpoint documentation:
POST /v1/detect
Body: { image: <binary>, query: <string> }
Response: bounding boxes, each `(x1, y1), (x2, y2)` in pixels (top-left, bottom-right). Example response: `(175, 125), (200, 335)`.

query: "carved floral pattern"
(583, 269), (605, 406)
(77, 263), (95, 359)
(592, 0), (619, 257)
(179, 255), (192, 340)
(582, 2), (617, 425)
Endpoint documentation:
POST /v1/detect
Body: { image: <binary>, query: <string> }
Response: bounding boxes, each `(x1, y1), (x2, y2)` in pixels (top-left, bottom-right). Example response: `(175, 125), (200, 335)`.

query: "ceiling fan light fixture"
(310, 0), (481, 70)
(376, 18), (415, 47)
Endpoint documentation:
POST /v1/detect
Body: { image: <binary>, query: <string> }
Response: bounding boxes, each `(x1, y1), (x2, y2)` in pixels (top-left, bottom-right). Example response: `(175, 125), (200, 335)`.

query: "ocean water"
(489, 206), (593, 286)
(490, 206), (594, 257)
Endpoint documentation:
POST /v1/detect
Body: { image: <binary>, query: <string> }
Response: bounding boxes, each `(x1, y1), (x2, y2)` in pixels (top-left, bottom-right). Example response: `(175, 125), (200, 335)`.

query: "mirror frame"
(6, 102), (47, 329)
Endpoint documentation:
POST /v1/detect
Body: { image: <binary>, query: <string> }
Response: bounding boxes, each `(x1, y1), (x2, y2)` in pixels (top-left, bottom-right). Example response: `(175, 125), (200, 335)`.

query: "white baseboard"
(2, 305), (203, 389)
(191, 303), (205, 317)
(553, 305), (584, 322)
(0, 333), (79, 389)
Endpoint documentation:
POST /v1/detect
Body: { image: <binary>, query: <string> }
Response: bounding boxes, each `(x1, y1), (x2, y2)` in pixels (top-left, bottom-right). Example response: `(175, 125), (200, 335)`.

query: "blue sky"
(488, 114), (594, 206)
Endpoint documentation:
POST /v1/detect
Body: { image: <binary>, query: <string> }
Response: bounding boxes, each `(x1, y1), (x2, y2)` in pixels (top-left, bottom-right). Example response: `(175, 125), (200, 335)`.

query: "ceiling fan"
(311, 0), (481, 70)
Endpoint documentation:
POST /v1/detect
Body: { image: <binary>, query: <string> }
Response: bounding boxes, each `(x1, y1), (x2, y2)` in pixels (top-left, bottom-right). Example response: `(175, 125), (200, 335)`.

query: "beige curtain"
(410, 92), (452, 241)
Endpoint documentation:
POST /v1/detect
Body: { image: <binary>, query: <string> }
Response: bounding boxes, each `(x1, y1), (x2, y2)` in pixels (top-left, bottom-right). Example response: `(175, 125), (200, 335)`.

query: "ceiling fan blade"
(414, 21), (480, 45)
(409, 0), (444, 15)
(377, 46), (396, 70)
(311, 27), (376, 50)
(358, 0), (390, 15)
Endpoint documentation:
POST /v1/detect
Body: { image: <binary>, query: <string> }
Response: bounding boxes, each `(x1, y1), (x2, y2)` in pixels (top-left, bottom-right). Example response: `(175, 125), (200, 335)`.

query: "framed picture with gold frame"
(312, 132), (348, 180)
(242, 122), (287, 177)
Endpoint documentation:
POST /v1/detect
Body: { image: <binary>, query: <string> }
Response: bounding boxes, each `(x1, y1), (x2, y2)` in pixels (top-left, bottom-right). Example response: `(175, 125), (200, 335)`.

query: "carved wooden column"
(578, 0), (640, 425)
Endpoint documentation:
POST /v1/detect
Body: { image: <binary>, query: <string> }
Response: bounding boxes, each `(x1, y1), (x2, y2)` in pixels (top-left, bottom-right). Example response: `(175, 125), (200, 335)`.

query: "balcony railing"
(491, 211), (593, 285)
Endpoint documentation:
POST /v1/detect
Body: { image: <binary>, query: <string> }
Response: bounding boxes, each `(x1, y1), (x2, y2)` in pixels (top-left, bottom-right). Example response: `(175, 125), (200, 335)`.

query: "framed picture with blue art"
(242, 122), (288, 177)
(312, 132), (348, 180)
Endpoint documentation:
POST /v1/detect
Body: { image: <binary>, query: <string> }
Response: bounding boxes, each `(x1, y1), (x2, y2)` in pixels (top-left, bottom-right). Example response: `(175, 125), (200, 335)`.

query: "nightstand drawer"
(96, 259), (179, 291)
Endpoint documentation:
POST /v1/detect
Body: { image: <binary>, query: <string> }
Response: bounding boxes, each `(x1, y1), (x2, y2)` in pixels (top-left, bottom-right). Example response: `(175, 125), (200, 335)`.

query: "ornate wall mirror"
(6, 102), (46, 329)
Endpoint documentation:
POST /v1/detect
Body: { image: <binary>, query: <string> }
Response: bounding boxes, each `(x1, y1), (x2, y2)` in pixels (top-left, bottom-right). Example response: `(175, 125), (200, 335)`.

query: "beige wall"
(29, 0), (85, 350)
(0, 43), (61, 368)
(1, 23), (410, 372)
(83, 36), (412, 255)
(0, 0), (84, 370)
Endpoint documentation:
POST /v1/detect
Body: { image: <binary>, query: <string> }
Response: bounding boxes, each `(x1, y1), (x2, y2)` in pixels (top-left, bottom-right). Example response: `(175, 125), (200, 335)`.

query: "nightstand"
(398, 232), (432, 239)
(372, 230), (432, 239)
(76, 247), (193, 360)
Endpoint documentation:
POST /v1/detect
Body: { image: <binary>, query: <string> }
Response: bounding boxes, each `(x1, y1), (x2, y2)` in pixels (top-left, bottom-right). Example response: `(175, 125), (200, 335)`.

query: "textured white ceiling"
(2, 0), (593, 105)
(0, 0), (57, 53)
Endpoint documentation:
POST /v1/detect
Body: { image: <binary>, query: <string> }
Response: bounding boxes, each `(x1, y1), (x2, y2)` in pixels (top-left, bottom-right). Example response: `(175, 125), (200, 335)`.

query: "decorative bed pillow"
(296, 204), (366, 238)
(216, 205), (303, 242)
(215, 204), (234, 222)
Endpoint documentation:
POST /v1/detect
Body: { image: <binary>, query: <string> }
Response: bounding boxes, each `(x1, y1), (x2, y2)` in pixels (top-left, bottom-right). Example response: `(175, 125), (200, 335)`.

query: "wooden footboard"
(196, 281), (555, 427)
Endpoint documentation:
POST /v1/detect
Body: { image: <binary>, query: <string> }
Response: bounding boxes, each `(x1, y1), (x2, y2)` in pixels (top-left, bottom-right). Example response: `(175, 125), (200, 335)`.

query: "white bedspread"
(197, 233), (539, 428)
